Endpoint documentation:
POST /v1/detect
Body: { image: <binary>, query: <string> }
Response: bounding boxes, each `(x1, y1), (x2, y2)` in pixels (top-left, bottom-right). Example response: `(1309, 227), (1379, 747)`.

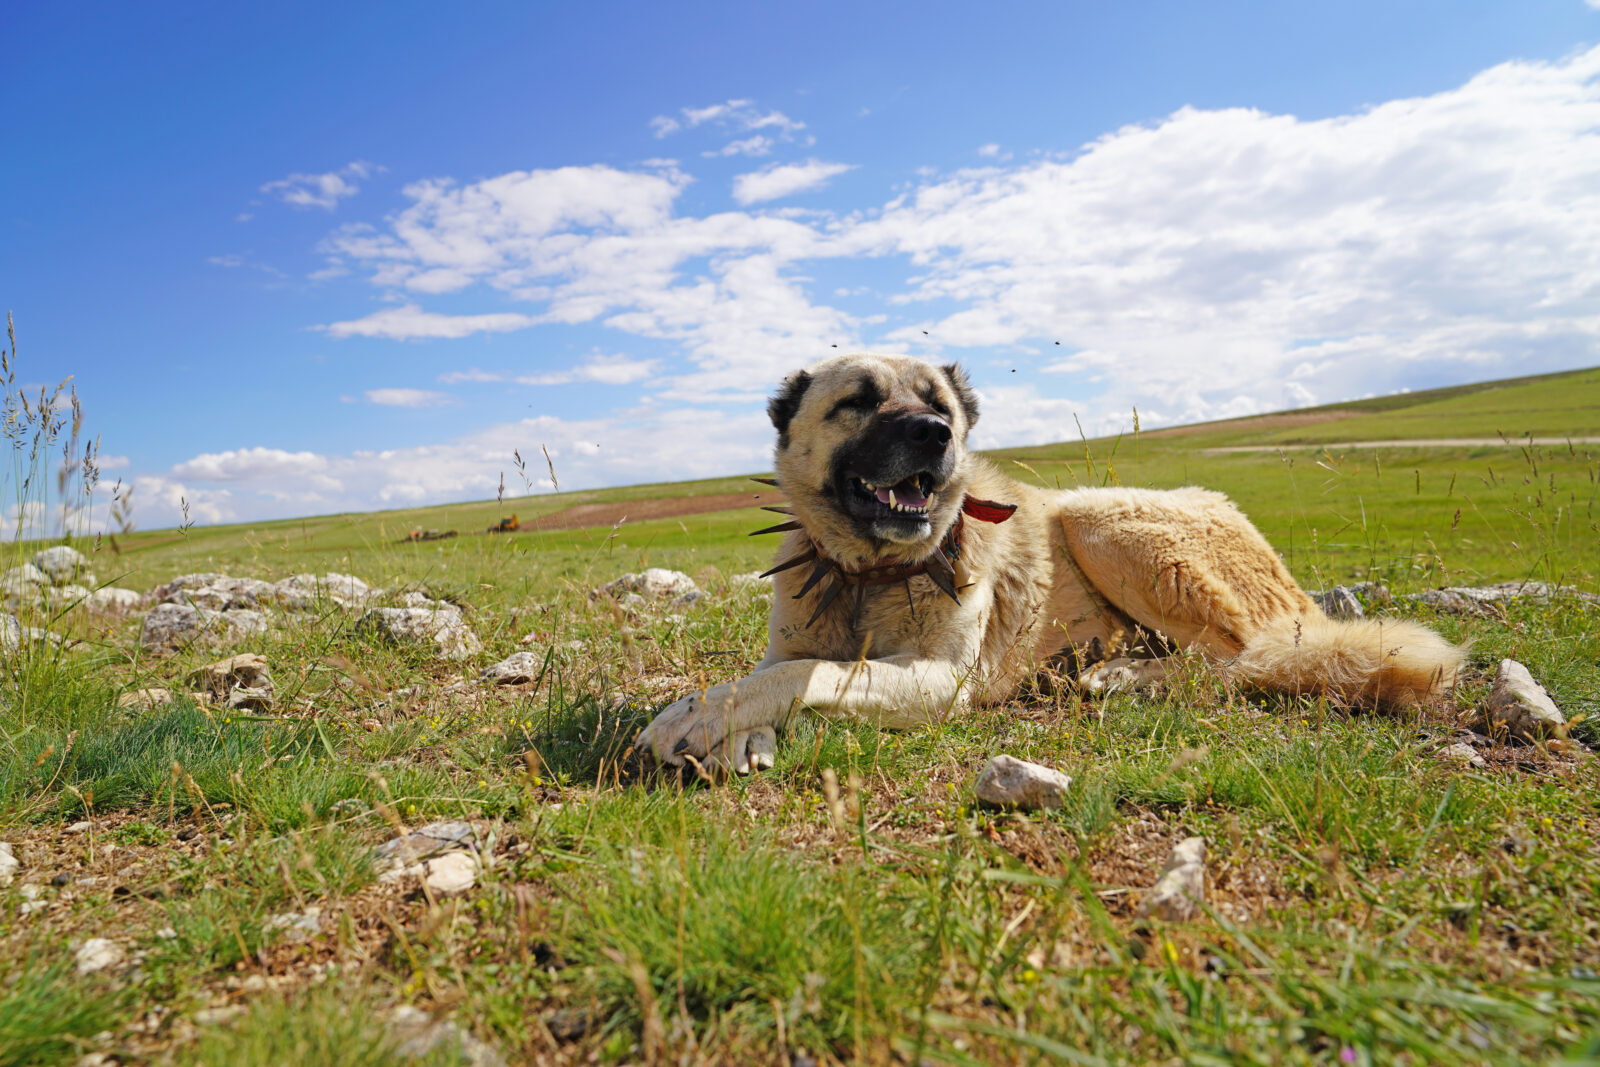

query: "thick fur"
(637, 354), (1465, 773)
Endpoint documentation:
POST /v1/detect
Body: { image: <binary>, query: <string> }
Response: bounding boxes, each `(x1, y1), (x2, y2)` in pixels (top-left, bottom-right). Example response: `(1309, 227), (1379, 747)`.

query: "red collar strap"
(961, 495), (1018, 524)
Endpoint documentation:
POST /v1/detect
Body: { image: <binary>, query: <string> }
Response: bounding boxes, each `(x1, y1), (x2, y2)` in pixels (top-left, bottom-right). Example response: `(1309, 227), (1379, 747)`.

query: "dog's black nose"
(901, 414), (952, 452)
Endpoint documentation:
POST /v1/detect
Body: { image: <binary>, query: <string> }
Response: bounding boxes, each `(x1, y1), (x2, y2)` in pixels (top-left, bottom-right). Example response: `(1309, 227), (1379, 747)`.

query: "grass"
(1, 338), (1598, 1064)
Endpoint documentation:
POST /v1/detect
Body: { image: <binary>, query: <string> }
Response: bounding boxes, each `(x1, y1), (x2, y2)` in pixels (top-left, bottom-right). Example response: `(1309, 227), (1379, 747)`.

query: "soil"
(1143, 410), (1359, 438)
(510, 490), (785, 533)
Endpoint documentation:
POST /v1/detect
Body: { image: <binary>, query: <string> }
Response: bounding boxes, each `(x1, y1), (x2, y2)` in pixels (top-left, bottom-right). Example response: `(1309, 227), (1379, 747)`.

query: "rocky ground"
(2, 546), (1597, 1065)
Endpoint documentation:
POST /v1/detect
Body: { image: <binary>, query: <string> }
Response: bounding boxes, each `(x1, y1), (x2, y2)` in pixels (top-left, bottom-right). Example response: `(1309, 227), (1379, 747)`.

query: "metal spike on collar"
(903, 578), (916, 620)
(805, 576), (846, 628)
(759, 547), (818, 579)
(924, 547), (961, 604)
(749, 520), (803, 537)
(794, 557), (832, 599)
(760, 505), (794, 515)
(851, 583), (868, 631)
(750, 476), (780, 487)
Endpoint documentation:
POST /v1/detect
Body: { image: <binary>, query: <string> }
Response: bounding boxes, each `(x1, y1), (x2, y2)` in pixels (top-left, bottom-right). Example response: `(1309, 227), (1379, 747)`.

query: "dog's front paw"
(636, 693), (777, 776)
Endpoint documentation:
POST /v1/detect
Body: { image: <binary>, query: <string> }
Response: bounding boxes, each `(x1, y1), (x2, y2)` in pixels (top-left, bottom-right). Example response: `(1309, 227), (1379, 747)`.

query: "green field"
(2, 363), (1598, 1065)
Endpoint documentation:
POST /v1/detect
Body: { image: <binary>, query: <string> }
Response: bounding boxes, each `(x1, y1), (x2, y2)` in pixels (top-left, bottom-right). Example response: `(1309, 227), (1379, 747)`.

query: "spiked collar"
(750, 481), (1017, 629)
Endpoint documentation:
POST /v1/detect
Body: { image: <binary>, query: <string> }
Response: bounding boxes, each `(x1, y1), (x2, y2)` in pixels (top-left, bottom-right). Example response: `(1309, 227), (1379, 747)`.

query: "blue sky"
(5, 0), (1599, 529)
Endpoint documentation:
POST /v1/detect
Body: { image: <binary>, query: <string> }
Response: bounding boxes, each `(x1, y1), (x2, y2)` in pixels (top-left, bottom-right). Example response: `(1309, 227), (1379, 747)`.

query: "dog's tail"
(1229, 614), (1465, 706)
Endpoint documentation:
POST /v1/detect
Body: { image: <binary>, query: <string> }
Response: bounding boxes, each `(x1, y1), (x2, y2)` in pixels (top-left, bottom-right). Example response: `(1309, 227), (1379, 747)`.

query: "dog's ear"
(767, 369), (813, 446)
(941, 364), (980, 429)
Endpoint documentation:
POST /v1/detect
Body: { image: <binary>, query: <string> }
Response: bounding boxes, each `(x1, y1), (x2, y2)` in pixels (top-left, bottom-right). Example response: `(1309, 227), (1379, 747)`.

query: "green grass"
(2, 359), (1598, 1064)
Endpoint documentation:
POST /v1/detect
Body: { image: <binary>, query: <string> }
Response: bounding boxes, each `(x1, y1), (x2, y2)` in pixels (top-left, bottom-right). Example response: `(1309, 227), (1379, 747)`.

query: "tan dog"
(637, 353), (1465, 773)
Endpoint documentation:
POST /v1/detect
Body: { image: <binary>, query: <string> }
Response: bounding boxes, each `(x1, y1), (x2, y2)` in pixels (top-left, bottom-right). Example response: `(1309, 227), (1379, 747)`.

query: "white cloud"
(705, 135), (774, 158)
(438, 356), (657, 387)
(437, 368), (506, 384)
(732, 160), (856, 205)
(517, 354), (657, 386)
(171, 446), (331, 483)
(261, 161), (381, 210)
(321, 304), (539, 340)
(651, 99), (805, 140)
(364, 388), (456, 408)
(277, 45), (1600, 491)
(977, 143), (1001, 157)
(138, 406), (773, 527)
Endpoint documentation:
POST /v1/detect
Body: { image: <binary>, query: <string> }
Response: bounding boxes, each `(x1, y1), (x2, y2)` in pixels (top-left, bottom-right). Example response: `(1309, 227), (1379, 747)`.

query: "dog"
(637, 353), (1465, 774)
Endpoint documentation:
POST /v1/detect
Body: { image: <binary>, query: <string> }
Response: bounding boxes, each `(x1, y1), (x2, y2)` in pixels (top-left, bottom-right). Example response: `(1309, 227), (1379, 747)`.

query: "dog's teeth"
(888, 488), (898, 509)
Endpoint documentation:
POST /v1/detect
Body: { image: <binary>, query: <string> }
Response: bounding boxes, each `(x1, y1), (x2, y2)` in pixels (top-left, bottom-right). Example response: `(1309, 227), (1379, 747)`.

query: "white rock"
(1440, 742), (1487, 769)
(479, 651), (545, 685)
(74, 938), (125, 975)
(117, 688), (175, 712)
(1313, 585), (1363, 620)
(32, 545), (89, 583)
(139, 603), (267, 652)
(1139, 837), (1208, 922)
(595, 568), (698, 601)
(668, 589), (707, 611)
(357, 606), (482, 661)
(189, 653), (274, 710)
(0, 616), (64, 653)
(265, 907), (321, 943)
(0, 842), (17, 885)
(974, 754), (1073, 811)
(3, 563), (48, 587)
(153, 573), (228, 597)
(0, 615), (23, 653)
(388, 1005), (506, 1067)
(1482, 659), (1567, 742)
(423, 851), (479, 895)
(161, 576), (275, 612)
(86, 587), (145, 612)
(39, 583), (90, 606)
(1407, 581), (1600, 615)
(274, 572), (373, 610)
(375, 821), (477, 868)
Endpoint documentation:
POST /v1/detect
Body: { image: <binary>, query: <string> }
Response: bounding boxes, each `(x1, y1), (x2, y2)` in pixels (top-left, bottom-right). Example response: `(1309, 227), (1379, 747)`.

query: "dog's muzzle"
(833, 412), (958, 541)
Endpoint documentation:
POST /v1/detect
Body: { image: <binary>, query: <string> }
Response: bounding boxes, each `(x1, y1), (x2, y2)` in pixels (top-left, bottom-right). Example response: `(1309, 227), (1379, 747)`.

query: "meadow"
(2, 347), (1598, 1066)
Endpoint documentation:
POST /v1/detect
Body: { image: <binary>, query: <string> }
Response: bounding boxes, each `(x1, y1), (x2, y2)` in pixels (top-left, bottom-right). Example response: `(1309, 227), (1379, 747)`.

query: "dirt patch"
(1144, 410), (1359, 439)
(512, 490), (782, 534)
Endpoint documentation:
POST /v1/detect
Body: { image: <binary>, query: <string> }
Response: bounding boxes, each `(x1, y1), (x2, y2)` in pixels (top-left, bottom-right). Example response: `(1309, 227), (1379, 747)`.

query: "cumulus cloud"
(136, 406), (773, 527)
(732, 160), (857, 205)
(171, 446), (331, 483)
(261, 161), (380, 210)
(364, 388), (456, 407)
(517, 354), (657, 386)
(437, 355), (657, 387)
(105, 46), (1578, 531)
(321, 304), (539, 340)
(311, 47), (1600, 428)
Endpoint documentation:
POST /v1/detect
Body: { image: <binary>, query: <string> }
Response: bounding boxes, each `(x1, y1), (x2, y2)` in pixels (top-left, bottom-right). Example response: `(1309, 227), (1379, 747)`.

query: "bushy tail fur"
(1230, 615), (1465, 706)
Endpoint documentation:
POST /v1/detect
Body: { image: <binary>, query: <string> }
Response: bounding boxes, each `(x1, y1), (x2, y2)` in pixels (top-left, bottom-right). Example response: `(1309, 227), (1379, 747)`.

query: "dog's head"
(768, 353), (980, 562)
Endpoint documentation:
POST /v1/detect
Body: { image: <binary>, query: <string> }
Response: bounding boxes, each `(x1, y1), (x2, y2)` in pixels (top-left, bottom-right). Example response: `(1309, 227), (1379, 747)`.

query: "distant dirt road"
(1205, 437), (1600, 454)
(514, 489), (782, 533)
